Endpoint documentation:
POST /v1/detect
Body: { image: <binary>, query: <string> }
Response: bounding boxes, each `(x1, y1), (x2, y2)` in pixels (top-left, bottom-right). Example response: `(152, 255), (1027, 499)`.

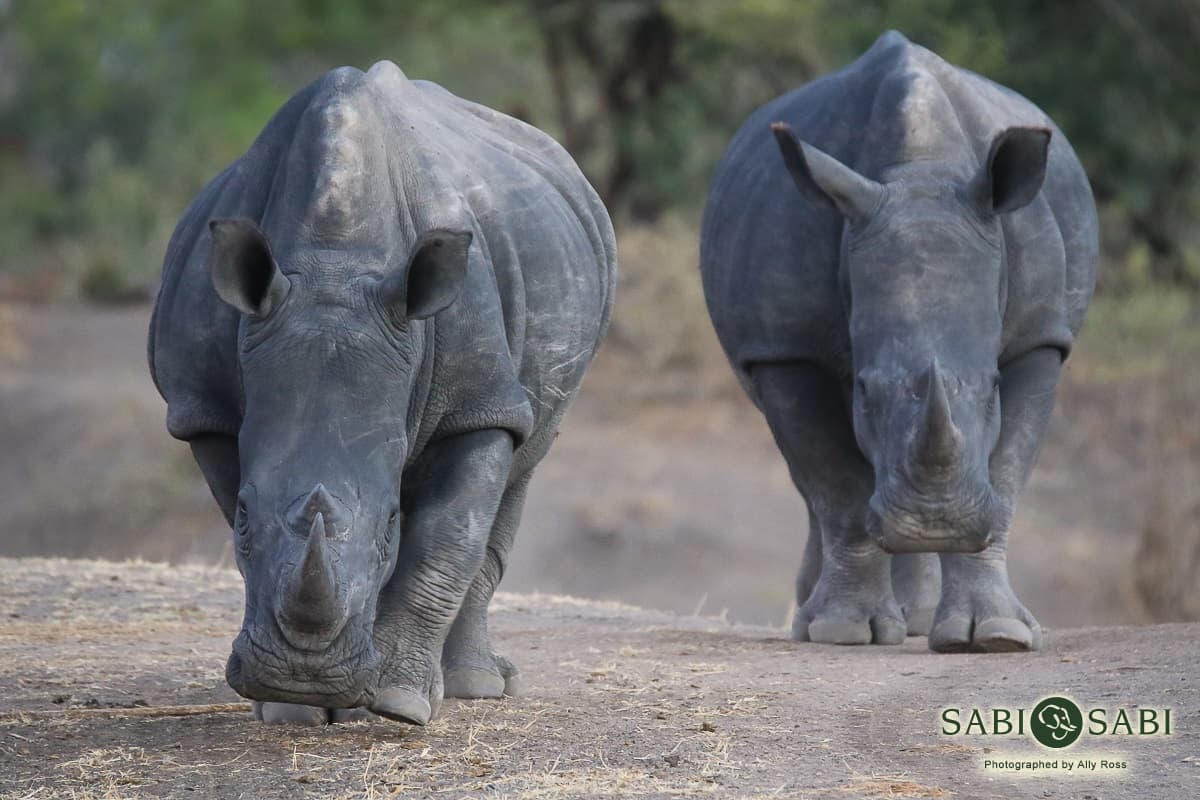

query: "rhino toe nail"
(371, 687), (432, 725)
(974, 618), (1035, 652)
(258, 702), (329, 726)
(870, 615), (907, 645)
(443, 668), (505, 699)
(929, 614), (974, 653)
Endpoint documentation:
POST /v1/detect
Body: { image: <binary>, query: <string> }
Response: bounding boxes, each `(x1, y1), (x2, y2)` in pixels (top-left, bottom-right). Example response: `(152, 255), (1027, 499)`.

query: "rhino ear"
(378, 229), (472, 320)
(770, 122), (883, 220)
(208, 218), (290, 318)
(982, 126), (1051, 214)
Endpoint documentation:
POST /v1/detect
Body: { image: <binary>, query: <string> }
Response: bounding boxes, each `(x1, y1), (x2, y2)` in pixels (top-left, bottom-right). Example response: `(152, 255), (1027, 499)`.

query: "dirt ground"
(0, 558), (1195, 799)
(0, 303), (1150, 630)
(0, 302), (1183, 798)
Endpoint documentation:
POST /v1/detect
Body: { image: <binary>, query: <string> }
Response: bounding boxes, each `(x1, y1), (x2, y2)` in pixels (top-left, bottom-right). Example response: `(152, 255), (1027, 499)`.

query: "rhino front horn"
(911, 359), (963, 474)
(280, 512), (341, 633)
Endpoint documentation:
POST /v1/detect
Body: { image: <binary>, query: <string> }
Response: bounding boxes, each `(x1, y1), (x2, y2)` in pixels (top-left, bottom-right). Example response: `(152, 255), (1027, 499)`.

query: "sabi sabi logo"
(942, 695), (1172, 749)
(1028, 697), (1084, 748)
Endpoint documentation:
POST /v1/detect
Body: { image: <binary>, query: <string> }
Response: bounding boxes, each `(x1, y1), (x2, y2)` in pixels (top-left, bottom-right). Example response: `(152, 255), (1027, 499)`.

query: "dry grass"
(833, 778), (953, 798)
(0, 559), (778, 799)
(0, 703), (249, 723)
(1, 557), (1195, 799)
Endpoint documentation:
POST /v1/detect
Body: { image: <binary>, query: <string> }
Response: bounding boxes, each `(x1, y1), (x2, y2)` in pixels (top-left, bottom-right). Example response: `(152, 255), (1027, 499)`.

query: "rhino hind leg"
(795, 508), (822, 606)
(751, 362), (905, 646)
(441, 470), (534, 699)
(891, 553), (941, 636)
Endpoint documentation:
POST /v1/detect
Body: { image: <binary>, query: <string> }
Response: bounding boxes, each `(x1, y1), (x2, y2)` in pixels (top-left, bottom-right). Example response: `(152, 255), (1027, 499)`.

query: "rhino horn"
(282, 512), (340, 629)
(911, 359), (963, 474)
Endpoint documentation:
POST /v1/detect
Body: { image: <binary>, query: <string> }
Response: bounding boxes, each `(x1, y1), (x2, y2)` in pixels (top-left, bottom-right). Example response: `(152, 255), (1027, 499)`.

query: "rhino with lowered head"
(149, 62), (615, 723)
(700, 31), (1097, 652)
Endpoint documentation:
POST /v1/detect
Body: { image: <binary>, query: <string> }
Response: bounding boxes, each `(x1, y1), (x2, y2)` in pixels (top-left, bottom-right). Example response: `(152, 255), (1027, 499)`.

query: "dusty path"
(0, 559), (1194, 799)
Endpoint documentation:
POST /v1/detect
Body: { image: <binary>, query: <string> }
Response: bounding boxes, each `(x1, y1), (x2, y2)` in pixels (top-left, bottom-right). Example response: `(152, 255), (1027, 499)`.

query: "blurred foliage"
(0, 0), (1197, 298)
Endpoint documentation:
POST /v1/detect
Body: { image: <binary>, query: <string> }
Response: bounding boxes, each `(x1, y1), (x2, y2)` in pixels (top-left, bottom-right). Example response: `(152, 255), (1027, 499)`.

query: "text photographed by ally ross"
(941, 696), (1173, 749)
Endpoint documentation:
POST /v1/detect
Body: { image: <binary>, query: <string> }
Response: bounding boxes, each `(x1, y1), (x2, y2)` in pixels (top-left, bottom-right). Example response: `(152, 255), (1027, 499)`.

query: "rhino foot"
(929, 564), (1042, 652)
(795, 611), (907, 645)
(370, 686), (436, 725)
(443, 653), (522, 699)
(251, 701), (376, 725)
(793, 591), (906, 645)
(930, 612), (1041, 653)
(369, 657), (445, 726)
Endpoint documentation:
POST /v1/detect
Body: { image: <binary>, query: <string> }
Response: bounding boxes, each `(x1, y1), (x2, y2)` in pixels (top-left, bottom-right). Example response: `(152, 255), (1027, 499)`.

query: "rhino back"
(700, 31), (1097, 390)
(397, 74), (616, 446)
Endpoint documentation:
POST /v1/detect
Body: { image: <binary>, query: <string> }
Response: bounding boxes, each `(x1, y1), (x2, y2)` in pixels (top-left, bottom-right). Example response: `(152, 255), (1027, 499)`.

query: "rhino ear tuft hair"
(770, 122), (884, 221)
(982, 126), (1051, 215)
(208, 218), (290, 318)
(378, 229), (472, 320)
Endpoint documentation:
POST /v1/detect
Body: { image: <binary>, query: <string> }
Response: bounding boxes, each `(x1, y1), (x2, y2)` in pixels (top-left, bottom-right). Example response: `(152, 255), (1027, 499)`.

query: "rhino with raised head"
(149, 62), (615, 723)
(700, 31), (1097, 652)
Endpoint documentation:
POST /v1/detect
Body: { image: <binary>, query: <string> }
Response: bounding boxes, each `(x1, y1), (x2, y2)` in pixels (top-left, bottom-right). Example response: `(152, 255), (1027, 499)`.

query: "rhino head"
(771, 122), (1052, 554)
(207, 217), (471, 708)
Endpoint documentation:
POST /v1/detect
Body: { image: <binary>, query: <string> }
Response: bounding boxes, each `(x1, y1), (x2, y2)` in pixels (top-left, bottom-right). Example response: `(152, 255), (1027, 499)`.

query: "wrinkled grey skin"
(149, 62), (615, 724)
(700, 32), (1097, 652)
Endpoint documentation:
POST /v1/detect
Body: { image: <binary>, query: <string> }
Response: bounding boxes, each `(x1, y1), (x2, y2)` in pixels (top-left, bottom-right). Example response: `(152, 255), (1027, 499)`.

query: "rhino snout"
(226, 627), (379, 709)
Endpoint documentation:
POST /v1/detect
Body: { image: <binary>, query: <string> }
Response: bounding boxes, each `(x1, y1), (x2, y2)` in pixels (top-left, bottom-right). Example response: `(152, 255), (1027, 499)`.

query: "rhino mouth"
(226, 627), (380, 708)
(866, 489), (1002, 554)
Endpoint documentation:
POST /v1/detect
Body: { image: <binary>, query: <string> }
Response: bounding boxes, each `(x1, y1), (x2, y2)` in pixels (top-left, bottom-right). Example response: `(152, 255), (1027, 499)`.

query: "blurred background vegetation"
(2, 0), (1198, 298)
(1, 0), (1199, 620)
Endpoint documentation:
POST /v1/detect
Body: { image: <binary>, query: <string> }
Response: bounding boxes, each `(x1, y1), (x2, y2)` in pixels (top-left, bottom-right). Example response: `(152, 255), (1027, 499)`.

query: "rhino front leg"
(441, 470), (532, 699)
(752, 362), (906, 646)
(795, 507), (822, 606)
(931, 347), (1060, 653)
(370, 429), (514, 725)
